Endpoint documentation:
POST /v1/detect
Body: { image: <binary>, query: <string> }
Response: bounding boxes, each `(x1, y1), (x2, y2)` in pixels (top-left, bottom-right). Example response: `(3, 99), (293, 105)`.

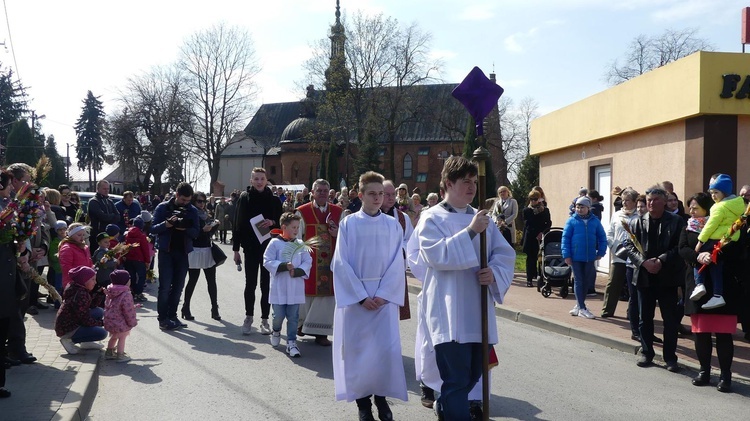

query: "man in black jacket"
(616, 186), (686, 371)
(233, 168), (282, 336)
(87, 180), (119, 255)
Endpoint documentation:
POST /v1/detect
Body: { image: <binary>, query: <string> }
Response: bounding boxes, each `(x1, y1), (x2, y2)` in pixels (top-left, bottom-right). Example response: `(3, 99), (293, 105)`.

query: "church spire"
(325, 0), (350, 92)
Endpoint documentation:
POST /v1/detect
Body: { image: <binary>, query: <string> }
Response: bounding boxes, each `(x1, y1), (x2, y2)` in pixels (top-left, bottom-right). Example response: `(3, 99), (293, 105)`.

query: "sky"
(1, 0), (749, 179)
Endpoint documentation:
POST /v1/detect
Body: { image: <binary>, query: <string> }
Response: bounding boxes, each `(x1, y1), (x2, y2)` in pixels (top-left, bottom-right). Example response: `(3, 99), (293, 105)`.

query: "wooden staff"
(473, 142), (490, 420)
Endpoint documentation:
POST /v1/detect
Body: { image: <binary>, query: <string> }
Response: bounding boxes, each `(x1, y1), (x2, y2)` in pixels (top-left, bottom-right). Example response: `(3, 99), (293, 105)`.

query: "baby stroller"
(536, 227), (572, 298)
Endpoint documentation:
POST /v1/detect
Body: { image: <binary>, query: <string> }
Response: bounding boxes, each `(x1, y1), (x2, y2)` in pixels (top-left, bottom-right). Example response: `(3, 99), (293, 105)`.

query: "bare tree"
(107, 66), (190, 193)
(179, 22), (260, 188)
(303, 12), (440, 180)
(604, 28), (714, 85)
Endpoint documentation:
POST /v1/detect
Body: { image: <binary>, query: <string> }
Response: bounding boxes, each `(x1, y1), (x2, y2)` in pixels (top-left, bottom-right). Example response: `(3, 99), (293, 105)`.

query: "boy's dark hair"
(440, 156), (478, 185)
(175, 182), (194, 198)
(280, 212), (301, 226)
(358, 171), (384, 192)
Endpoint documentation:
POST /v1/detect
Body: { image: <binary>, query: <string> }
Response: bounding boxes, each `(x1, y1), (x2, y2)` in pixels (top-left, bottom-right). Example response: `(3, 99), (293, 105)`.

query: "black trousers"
(0, 317), (9, 388)
(243, 250), (270, 319)
(6, 278), (31, 356)
(638, 285), (678, 363)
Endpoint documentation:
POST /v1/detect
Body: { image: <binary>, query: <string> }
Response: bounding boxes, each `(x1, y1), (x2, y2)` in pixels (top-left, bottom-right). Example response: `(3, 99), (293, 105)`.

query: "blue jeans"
(71, 308), (107, 343)
(157, 250), (189, 322)
(434, 341), (483, 421)
(272, 304), (299, 341)
(693, 240), (724, 296)
(125, 260), (148, 295)
(571, 260), (596, 310)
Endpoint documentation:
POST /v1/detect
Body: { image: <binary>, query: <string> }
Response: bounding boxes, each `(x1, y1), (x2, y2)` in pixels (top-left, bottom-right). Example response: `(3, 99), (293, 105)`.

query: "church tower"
(324, 0), (351, 92)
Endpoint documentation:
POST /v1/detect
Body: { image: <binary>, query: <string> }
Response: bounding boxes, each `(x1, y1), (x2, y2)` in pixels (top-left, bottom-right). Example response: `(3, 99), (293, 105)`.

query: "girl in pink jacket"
(104, 270), (138, 362)
(58, 223), (94, 289)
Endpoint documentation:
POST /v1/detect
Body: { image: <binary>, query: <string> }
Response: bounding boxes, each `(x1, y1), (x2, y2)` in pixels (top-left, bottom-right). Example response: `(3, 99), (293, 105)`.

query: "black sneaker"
(469, 401), (483, 420)
(636, 354), (654, 367)
(159, 320), (178, 331)
(420, 383), (435, 408)
(171, 318), (188, 328)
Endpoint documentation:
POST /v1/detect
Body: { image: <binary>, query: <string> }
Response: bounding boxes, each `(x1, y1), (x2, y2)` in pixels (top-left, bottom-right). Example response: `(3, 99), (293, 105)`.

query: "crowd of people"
(4, 153), (749, 417)
(517, 176), (750, 394)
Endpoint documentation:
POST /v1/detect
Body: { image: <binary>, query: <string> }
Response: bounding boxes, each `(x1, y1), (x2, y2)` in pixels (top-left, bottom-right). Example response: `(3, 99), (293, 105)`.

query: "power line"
(2, 0), (19, 78)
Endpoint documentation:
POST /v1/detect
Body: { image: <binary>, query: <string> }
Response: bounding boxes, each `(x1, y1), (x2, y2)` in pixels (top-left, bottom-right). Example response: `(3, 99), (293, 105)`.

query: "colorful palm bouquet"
(94, 242), (140, 269)
(0, 183), (46, 244)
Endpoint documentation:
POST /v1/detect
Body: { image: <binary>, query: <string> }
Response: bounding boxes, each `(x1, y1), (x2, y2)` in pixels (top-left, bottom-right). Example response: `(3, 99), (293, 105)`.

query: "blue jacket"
(151, 198), (200, 253)
(562, 213), (607, 262)
(114, 199), (143, 234)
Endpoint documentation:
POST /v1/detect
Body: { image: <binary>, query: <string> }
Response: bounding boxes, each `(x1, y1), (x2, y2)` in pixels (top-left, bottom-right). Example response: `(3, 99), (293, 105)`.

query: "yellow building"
(531, 51), (750, 270)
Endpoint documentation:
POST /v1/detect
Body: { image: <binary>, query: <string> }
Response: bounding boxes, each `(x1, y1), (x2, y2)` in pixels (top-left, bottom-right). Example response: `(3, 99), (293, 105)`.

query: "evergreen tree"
(462, 115), (477, 159)
(5, 120), (38, 166)
(353, 131), (381, 184)
(44, 134), (67, 187)
(510, 154), (540, 204)
(308, 165), (314, 189)
(326, 140), (339, 186)
(319, 148), (326, 179)
(0, 65), (28, 154)
(74, 91), (107, 190)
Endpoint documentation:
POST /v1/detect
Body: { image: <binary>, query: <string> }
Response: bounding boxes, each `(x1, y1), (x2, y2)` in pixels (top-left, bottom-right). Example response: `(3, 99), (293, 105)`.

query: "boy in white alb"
(332, 171), (407, 421)
(263, 212), (312, 357)
(407, 156), (515, 421)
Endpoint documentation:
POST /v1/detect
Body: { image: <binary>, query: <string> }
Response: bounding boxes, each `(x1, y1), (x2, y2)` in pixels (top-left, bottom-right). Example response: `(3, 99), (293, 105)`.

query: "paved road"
(88, 244), (749, 420)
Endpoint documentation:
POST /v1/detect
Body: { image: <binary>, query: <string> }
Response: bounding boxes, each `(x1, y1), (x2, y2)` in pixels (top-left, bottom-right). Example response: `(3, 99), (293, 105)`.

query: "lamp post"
(66, 143), (70, 181)
(30, 111), (46, 134)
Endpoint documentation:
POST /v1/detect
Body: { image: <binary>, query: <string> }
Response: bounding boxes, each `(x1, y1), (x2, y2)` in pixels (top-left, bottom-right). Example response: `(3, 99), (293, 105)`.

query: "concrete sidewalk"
(0, 307), (100, 421)
(3, 270), (748, 421)
(409, 271), (750, 382)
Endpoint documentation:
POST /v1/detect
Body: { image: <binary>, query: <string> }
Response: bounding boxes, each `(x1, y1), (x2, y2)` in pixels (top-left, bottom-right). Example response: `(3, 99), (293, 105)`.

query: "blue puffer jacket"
(562, 212), (607, 262)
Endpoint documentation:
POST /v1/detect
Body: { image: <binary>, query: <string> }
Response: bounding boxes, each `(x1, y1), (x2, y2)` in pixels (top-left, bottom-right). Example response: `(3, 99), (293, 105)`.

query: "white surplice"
(407, 203), (515, 349)
(263, 237), (312, 305)
(331, 210), (407, 402)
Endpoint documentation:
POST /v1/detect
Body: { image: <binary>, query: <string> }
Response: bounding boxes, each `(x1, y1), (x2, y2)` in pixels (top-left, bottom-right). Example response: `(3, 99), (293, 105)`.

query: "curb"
(52, 352), (101, 421)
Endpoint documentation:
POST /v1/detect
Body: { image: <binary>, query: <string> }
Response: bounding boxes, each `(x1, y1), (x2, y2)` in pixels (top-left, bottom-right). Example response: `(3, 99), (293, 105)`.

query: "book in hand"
(250, 214), (271, 243)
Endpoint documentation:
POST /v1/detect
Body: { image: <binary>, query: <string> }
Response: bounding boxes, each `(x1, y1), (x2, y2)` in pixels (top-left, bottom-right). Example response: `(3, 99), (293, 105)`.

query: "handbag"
(211, 242), (227, 267)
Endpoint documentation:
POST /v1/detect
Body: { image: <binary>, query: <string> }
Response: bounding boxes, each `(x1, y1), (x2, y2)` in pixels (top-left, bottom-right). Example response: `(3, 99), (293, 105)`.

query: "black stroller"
(536, 227), (572, 298)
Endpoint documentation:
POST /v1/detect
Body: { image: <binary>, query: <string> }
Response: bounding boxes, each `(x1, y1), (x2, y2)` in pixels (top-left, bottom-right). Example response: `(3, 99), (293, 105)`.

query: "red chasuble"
(298, 202), (343, 296)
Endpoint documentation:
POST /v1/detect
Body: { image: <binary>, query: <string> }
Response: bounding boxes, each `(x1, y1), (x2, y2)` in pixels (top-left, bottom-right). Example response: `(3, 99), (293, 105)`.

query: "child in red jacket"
(104, 270), (137, 362)
(124, 217), (151, 302)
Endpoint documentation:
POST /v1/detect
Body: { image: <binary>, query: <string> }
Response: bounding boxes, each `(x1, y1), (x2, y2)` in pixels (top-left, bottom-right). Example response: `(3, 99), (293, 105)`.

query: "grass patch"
(514, 251), (527, 272)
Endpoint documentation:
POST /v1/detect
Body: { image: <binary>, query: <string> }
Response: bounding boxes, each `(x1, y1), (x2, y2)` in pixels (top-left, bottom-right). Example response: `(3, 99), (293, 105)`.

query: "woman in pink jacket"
(58, 223), (94, 289)
(104, 270), (137, 362)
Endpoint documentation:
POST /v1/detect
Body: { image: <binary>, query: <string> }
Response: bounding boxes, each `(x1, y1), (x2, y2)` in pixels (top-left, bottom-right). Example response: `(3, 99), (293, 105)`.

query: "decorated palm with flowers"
(94, 242), (140, 269)
(397, 196), (411, 214)
(0, 183), (46, 244)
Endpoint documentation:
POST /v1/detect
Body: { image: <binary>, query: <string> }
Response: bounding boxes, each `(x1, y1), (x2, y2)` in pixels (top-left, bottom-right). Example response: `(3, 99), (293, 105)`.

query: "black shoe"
(159, 320), (179, 331)
(181, 308), (195, 321)
(469, 401), (483, 420)
(0, 387), (10, 398)
(526, 280), (533, 287)
(26, 306), (39, 315)
(171, 318), (188, 328)
(420, 383), (435, 408)
(374, 396), (393, 421)
(718, 372), (732, 393)
(211, 307), (221, 321)
(652, 335), (663, 344)
(35, 301), (49, 310)
(14, 352), (37, 364)
(600, 312), (612, 318)
(665, 361), (681, 373)
(636, 354), (654, 367)
(692, 370), (710, 386)
(4, 356), (20, 367)
(358, 409), (376, 421)
(631, 334), (641, 342)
